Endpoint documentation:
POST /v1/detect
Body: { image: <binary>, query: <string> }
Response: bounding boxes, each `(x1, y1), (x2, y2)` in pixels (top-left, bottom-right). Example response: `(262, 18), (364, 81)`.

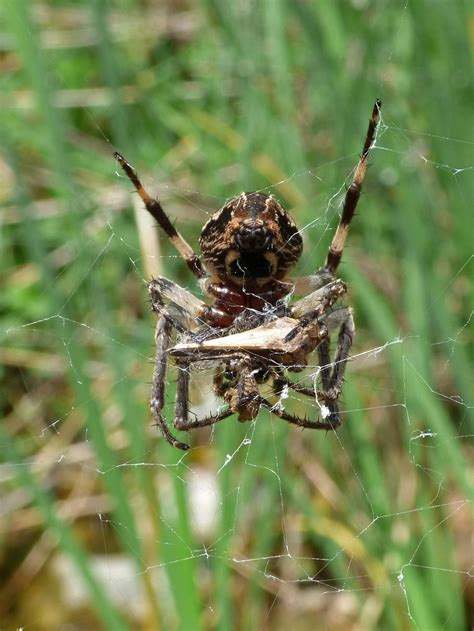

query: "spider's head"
(199, 192), (303, 286)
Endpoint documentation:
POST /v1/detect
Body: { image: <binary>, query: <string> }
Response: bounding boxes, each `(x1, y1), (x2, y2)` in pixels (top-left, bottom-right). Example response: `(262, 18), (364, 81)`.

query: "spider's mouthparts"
(235, 224), (273, 251)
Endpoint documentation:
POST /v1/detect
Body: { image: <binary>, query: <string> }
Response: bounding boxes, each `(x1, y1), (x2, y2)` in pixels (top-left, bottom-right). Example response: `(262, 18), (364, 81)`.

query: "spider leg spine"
(258, 396), (341, 430)
(173, 407), (234, 431)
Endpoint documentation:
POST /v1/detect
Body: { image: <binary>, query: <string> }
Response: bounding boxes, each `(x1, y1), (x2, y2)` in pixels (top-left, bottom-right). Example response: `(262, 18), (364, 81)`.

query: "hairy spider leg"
(173, 360), (234, 432)
(148, 277), (207, 327)
(325, 99), (382, 274)
(257, 395), (341, 430)
(272, 372), (335, 400)
(285, 279), (347, 342)
(148, 280), (235, 448)
(268, 313), (355, 430)
(174, 406), (235, 431)
(150, 316), (190, 450)
(114, 152), (206, 280)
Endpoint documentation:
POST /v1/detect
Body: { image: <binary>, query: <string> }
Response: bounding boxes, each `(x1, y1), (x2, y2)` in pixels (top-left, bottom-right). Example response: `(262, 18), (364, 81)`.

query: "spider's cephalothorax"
(115, 99), (381, 450)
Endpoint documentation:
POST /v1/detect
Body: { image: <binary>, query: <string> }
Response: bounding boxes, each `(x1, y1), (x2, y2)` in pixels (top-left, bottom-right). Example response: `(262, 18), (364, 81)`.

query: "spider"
(115, 99), (381, 450)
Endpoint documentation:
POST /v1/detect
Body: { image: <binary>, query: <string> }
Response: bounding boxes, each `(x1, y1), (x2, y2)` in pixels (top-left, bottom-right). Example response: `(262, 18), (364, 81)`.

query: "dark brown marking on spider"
(325, 99), (382, 274)
(114, 152), (206, 279)
(200, 192), (302, 287)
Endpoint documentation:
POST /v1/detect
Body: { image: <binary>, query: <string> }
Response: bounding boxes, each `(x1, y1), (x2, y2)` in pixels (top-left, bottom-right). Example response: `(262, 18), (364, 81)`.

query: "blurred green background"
(1, 1), (473, 630)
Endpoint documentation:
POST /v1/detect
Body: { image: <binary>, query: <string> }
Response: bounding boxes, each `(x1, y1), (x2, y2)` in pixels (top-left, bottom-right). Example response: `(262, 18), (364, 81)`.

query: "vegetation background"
(1, 1), (473, 629)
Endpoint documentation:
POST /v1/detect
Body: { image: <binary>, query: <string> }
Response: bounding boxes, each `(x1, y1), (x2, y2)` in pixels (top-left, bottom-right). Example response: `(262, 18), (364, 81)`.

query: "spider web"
(1, 2), (473, 629)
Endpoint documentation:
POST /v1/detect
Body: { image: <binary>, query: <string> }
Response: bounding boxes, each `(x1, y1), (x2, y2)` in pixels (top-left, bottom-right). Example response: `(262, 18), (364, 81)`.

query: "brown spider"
(115, 99), (381, 450)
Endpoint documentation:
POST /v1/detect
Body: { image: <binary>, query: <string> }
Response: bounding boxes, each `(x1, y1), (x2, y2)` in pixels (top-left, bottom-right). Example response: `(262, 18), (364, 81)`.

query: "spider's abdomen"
(199, 192), (303, 287)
